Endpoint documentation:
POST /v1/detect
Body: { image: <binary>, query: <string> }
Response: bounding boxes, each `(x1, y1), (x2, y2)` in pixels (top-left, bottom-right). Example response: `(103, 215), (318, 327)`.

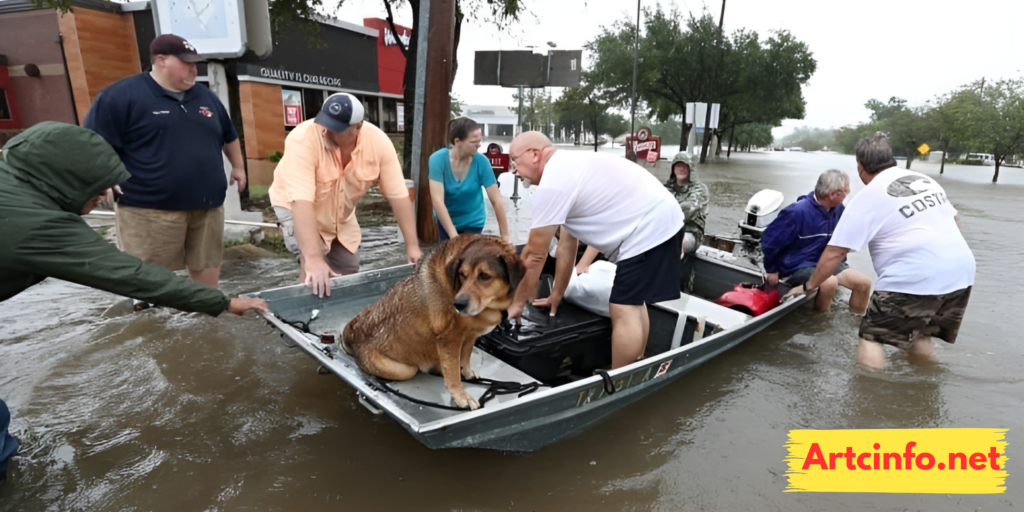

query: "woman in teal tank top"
(428, 117), (510, 241)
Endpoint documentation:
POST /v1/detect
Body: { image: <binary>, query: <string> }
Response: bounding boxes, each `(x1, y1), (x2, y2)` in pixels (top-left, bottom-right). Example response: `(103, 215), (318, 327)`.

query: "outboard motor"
(700, 189), (786, 272)
(739, 189), (784, 240)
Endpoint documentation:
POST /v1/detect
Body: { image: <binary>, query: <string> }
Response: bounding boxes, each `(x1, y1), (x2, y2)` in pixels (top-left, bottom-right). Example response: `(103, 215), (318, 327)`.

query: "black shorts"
(609, 229), (683, 306)
(859, 286), (972, 350)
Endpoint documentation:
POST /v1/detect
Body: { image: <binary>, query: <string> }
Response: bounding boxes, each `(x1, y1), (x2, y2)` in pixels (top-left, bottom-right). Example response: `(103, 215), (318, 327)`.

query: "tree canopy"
(826, 78), (1024, 182)
(586, 7), (816, 153)
(553, 78), (628, 151)
(774, 126), (835, 152)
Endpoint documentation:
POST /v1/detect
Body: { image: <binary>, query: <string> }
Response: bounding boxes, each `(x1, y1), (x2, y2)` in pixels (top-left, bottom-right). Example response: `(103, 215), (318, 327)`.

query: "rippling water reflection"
(2, 152), (1023, 510)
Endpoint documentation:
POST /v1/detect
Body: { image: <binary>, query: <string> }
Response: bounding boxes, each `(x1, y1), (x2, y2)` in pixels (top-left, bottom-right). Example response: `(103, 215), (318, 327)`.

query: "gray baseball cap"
(315, 93), (366, 133)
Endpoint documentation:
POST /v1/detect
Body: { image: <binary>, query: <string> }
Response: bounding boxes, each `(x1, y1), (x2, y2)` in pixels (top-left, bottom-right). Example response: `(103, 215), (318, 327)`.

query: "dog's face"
(446, 237), (524, 316)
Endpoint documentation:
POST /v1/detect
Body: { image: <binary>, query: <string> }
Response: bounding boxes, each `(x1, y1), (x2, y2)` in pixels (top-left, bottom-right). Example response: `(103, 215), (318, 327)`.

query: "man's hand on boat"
(304, 257), (341, 298)
(507, 293), (563, 324)
(227, 297), (270, 315)
(783, 284), (816, 301)
(765, 272), (780, 288)
(531, 292), (563, 316)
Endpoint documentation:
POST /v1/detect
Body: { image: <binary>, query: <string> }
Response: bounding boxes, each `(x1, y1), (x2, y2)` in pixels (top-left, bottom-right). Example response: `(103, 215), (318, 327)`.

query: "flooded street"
(2, 151), (1023, 510)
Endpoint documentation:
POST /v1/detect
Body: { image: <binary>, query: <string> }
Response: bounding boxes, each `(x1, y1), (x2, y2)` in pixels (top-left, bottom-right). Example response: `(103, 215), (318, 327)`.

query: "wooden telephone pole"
(411, 0), (456, 243)
(699, 0), (726, 164)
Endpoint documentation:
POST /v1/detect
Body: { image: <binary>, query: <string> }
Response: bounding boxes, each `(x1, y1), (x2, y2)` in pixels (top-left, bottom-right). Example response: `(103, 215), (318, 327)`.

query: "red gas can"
(716, 283), (781, 317)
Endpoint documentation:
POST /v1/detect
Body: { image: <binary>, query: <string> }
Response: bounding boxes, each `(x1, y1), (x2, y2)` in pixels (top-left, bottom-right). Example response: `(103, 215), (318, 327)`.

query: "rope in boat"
(370, 376), (546, 412)
(275, 313), (546, 411)
(595, 370), (617, 395)
(276, 314), (315, 334)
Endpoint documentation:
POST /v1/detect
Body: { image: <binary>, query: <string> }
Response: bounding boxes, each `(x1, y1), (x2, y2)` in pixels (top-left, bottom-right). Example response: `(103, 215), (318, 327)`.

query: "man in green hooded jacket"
(0, 123), (268, 479)
(0, 122), (268, 315)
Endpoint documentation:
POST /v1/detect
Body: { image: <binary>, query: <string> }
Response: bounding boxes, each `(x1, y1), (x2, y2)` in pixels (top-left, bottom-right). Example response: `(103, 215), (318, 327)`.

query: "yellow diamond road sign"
(918, 143), (931, 155)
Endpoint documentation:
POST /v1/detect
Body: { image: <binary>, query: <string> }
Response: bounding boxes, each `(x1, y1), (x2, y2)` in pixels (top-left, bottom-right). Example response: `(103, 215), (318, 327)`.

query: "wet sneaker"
(132, 299), (155, 312)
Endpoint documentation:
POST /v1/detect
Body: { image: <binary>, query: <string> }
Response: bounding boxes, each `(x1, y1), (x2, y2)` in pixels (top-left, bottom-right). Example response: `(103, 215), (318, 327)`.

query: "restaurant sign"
(259, 67), (345, 88)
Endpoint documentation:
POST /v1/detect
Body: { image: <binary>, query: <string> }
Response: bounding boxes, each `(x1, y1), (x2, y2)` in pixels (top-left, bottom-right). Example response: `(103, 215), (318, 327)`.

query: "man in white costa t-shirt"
(795, 133), (975, 369)
(506, 132), (684, 369)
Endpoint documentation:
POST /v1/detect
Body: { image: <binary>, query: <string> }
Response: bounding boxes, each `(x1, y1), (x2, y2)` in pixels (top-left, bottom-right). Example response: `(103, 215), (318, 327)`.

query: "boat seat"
(653, 294), (752, 350)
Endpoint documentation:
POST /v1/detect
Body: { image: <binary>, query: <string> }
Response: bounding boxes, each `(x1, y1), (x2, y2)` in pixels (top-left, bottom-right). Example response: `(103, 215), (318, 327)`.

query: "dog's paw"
(454, 392), (480, 410)
(461, 367), (479, 380)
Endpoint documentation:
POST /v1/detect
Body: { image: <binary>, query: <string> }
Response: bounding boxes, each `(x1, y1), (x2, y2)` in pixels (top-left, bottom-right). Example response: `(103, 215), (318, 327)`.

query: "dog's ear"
(446, 256), (463, 292)
(497, 245), (525, 292)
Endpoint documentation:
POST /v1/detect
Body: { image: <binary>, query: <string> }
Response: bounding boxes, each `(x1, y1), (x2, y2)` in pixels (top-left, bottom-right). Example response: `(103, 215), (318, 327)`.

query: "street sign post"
(625, 127), (661, 162)
(151, 0), (247, 58)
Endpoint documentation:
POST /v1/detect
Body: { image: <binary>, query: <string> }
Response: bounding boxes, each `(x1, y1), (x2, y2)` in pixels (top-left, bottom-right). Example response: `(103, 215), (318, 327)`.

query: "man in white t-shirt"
(505, 132), (684, 369)
(793, 133), (975, 369)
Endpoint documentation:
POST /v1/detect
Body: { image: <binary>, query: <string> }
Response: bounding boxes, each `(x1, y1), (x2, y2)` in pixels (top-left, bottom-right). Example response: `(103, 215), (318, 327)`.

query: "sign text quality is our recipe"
(785, 428), (1008, 493)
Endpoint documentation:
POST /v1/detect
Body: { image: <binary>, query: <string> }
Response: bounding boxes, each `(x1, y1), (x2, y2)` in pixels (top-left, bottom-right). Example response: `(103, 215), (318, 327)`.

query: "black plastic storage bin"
(478, 300), (613, 384)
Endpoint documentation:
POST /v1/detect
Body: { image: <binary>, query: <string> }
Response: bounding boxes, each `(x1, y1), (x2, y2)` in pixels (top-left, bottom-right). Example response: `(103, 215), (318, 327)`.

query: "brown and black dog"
(343, 234), (524, 410)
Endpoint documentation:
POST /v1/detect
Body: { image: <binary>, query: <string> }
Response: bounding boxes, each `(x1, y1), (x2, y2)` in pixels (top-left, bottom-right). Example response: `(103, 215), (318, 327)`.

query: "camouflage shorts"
(859, 286), (972, 350)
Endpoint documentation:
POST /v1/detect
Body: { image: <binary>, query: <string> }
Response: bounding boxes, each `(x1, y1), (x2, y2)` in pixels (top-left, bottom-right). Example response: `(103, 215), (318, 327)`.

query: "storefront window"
(303, 89), (325, 122)
(0, 89), (11, 120)
(361, 95), (380, 126)
(381, 98), (398, 133)
(282, 88), (303, 128)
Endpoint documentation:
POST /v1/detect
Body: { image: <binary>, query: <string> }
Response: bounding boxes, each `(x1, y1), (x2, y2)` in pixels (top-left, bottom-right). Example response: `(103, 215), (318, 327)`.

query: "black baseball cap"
(315, 93), (365, 133)
(150, 34), (204, 63)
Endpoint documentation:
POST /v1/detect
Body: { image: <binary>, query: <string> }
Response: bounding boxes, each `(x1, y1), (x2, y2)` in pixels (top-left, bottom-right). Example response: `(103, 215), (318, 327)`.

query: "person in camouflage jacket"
(665, 152), (709, 244)
(665, 152), (709, 292)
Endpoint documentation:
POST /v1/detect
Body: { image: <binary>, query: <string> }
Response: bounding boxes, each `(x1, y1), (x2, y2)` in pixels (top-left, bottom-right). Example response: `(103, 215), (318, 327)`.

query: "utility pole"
(699, 0), (726, 164)
(628, 0), (641, 161)
(509, 84), (524, 206)
(412, 0), (456, 243)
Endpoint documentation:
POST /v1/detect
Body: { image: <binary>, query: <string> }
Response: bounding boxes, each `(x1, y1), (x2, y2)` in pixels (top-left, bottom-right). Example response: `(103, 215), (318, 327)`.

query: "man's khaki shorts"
(274, 206), (359, 275)
(859, 286), (972, 350)
(115, 205), (224, 271)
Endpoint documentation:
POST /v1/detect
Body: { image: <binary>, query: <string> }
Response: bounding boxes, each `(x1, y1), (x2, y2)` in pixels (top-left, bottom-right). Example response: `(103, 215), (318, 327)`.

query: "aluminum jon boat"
(249, 191), (810, 452)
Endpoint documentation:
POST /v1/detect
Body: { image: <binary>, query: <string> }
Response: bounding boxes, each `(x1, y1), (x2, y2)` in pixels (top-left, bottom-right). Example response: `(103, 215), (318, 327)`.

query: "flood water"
(2, 151), (1023, 510)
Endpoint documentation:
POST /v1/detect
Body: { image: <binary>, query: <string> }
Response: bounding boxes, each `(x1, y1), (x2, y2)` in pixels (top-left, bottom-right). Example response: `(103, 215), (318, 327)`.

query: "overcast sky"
(333, 0), (1024, 137)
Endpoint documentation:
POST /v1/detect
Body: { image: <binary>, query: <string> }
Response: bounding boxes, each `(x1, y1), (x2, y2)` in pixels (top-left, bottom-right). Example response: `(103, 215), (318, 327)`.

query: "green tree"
(927, 91), (980, 174)
(775, 126), (836, 151)
(940, 79), (1024, 182)
(863, 97), (935, 169)
(587, 8), (816, 160)
(512, 88), (556, 137)
(832, 124), (874, 154)
(729, 123), (773, 151)
(553, 80), (627, 152)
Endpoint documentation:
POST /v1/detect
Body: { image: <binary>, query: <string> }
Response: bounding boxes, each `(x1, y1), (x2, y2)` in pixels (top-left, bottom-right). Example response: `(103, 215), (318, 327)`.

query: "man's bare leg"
(856, 338), (886, 370)
(908, 335), (935, 363)
(837, 269), (872, 314)
(609, 303), (646, 369)
(814, 275), (840, 312)
(188, 267), (220, 288)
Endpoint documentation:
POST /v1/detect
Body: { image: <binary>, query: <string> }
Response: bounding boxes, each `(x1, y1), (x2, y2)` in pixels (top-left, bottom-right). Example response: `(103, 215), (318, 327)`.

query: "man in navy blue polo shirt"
(84, 34), (244, 291)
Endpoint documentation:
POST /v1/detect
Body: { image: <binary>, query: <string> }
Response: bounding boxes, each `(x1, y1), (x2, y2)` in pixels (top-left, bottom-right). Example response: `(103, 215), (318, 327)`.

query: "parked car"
(963, 153), (996, 166)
